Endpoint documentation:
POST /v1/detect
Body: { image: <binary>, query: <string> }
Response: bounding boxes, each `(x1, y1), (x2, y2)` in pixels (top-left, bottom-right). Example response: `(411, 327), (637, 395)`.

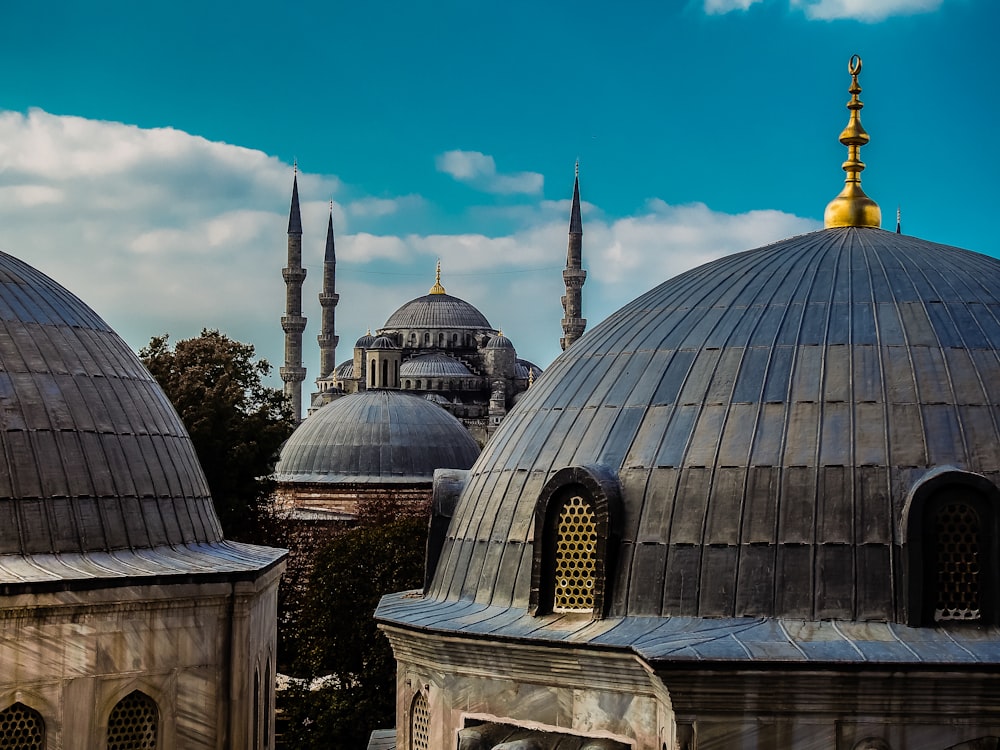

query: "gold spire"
(528, 368), (535, 387)
(824, 55), (881, 229)
(429, 259), (446, 295)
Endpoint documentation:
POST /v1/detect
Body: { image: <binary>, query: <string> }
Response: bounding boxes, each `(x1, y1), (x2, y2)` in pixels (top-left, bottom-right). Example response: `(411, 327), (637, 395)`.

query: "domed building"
(274, 389), (481, 519)
(0, 250), (285, 747)
(375, 60), (1000, 749)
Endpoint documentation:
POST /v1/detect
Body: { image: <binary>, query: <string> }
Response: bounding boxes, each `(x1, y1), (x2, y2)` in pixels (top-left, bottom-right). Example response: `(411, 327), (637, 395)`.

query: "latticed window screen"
(933, 502), (982, 621)
(410, 692), (430, 750)
(107, 691), (158, 750)
(0, 701), (44, 749)
(554, 494), (597, 612)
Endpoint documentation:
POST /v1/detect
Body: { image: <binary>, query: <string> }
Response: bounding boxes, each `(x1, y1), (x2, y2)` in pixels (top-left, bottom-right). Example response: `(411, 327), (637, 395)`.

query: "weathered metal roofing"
(0, 250), (284, 582)
(381, 293), (492, 330)
(418, 227), (1000, 624)
(513, 358), (542, 380)
(334, 359), (354, 379)
(485, 333), (515, 349)
(400, 354), (473, 378)
(369, 335), (397, 350)
(274, 390), (480, 484)
(377, 592), (1000, 667)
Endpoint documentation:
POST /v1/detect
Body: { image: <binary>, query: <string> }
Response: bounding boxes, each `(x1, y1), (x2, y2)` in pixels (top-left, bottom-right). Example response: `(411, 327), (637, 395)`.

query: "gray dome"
(382, 293), (492, 330)
(334, 359), (355, 379)
(514, 359), (542, 380)
(369, 335), (397, 350)
(274, 390), (480, 484)
(355, 333), (376, 348)
(400, 354), (473, 378)
(0, 251), (277, 583)
(430, 227), (1000, 623)
(486, 333), (514, 349)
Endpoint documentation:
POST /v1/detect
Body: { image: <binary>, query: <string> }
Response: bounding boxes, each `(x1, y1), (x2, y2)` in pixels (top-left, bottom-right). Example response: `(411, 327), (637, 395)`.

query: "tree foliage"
(280, 497), (430, 748)
(140, 329), (295, 543)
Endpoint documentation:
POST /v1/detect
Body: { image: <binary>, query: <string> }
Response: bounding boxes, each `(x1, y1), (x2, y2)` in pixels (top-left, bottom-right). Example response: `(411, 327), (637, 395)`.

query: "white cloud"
(703, 0), (943, 20)
(790, 0), (942, 20)
(703, 0), (764, 14)
(0, 107), (820, 404)
(435, 150), (544, 195)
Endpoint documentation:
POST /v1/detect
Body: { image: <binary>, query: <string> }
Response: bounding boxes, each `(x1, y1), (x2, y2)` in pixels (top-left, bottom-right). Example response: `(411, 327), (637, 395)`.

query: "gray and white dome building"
(0, 250), (285, 747)
(376, 60), (1000, 750)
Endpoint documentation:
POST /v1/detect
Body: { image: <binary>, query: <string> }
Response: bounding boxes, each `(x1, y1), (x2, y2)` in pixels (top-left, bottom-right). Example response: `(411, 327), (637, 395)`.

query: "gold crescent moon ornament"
(849, 54), (862, 76)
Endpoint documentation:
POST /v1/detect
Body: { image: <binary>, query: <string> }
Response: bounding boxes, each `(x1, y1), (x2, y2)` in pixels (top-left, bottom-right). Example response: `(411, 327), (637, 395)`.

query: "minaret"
(317, 201), (339, 381)
(280, 165), (307, 420)
(560, 162), (587, 350)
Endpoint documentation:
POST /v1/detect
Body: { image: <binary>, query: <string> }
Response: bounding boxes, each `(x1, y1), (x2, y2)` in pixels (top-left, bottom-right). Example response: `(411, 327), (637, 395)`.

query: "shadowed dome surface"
(274, 390), (480, 484)
(382, 293), (492, 330)
(0, 250), (280, 584)
(428, 227), (1000, 624)
(400, 353), (473, 378)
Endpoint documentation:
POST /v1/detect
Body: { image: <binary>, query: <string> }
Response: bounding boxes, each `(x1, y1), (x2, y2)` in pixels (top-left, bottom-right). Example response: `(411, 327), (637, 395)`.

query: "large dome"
(429, 227), (1000, 623)
(382, 292), (492, 330)
(274, 390), (480, 484)
(0, 251), (277, 583)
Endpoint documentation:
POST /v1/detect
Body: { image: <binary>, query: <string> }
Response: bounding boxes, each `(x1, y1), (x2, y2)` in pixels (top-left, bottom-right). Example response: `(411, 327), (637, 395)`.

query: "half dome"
(400, 353), (474, 378)
(431, 227), (1000, 623)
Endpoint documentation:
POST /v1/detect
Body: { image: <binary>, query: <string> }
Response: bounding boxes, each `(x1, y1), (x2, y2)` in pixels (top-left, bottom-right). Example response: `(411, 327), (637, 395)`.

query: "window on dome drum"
(553, 493), (598, 612)
(531, 466), (621, 618)
(907, 473), (999, 626)
(410, 691), (430, 750)
(932, 500), (983, 621)
(0, 702), (44, 749)
(106, 690), (158, 750)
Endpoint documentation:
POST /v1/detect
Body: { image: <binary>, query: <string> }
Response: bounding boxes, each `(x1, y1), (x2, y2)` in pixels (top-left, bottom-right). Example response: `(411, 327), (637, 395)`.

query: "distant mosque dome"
(382, 292), (492, 330)
(400, 353), (474, 378)
(485, 332), (515, 349)
(355, 331), (376, 348)
(274, 390), (480, 484)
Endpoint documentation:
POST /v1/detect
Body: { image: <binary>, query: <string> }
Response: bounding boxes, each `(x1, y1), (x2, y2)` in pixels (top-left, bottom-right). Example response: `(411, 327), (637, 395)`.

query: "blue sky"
(0, 0), (995, 409)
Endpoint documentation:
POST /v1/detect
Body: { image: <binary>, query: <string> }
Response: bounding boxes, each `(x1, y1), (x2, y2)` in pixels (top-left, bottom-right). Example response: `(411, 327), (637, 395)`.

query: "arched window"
(410, 692), (430, 750)
(405, 380), (411, 389)
(382, 359), (389, 387)
(416, 380), (422, 390)
(530, 465), (621, 618)
(107, 690), (158, 750)
(0, 702), (44, 749)
(905, 470), (1000, 626)
(369, 359), (376, 387)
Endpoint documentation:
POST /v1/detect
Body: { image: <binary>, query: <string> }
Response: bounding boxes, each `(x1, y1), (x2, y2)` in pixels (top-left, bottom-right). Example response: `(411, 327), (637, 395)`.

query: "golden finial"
(528, 368), (535, 387)
(429, 259), (446, 295)
(824, 55), (881, 229)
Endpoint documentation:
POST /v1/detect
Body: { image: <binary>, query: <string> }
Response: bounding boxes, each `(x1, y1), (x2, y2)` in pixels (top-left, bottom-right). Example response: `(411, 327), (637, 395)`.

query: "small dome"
(274, 390), (480, 484)
(355, 333), (376, 348)
(369, 335), (398, 350)
(382, 293), (492, 330)
(0, 250), (278, 580)
(430, 227), (1000, 624)
(486, 333), (514, 349)
(334, 360), (355, 379)
(400, 354), (473, 378)
(514, 359), (542, 380)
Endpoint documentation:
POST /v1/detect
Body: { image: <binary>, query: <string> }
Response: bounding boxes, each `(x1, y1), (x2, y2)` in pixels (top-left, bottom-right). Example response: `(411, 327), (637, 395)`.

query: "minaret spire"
(560, 161), (587, 351)
(280, 166), (307, 421)
(317, 200), (340, 382)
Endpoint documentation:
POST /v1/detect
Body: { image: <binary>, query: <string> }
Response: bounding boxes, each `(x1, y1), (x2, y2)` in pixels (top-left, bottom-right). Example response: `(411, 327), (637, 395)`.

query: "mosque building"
(0, 241), (285, 746)
(374, 58), (1000, 750)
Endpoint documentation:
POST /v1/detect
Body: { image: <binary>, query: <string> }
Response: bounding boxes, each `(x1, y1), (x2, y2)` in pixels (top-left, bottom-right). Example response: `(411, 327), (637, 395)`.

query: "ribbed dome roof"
(334, 360), (354, 379)
(0, 251), (278, 584)
(369, 335), (397, 350)
(486, 333), (514, 349)
(355, 333), (376, 348)
(382, 293), (492, 330)
(274, 390), (480, 484)
(429, 227), (1000, 623)
(400, 354), (473, 378)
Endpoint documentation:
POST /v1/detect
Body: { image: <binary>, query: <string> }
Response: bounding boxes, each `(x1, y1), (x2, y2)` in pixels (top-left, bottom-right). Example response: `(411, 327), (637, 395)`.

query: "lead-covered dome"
(0, 251), (278, 583)
(274, 390), (480, 484)
(400, 353), (473, 378)
(382, 293), (492, 330)
(431, 227), (1000, 623)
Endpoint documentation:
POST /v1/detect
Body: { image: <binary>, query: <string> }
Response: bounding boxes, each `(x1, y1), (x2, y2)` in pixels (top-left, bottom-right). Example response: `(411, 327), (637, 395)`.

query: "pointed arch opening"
(107, 690), (159, 750)
(410, 691), (430, 750)
(0, 702), (45, 749)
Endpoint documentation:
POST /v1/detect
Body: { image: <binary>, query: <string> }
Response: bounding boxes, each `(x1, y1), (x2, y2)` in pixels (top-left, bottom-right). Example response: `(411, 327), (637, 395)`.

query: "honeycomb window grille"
(106, 690), (158, 750)
(410, 692), (430, 750)
(0, 701), (45, 749)
(933, 501), (983, 622)
(553, 494), (598, 612)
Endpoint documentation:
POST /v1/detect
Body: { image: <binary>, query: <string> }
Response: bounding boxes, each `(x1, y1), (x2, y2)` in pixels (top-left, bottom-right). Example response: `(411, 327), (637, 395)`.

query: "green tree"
(281, 498), (429, 748)
(140, 329), (295, 543)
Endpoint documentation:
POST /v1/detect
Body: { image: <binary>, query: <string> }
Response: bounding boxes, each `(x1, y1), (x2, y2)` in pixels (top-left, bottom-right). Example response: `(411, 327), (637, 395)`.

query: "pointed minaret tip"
(429, 259), (446, 295)
(569, 162), (583, 235)
(325, 200), (336, 262)
(896, 205), (902, 234)
(288, 166), (303, 235)
(824, 55), (881, 229)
